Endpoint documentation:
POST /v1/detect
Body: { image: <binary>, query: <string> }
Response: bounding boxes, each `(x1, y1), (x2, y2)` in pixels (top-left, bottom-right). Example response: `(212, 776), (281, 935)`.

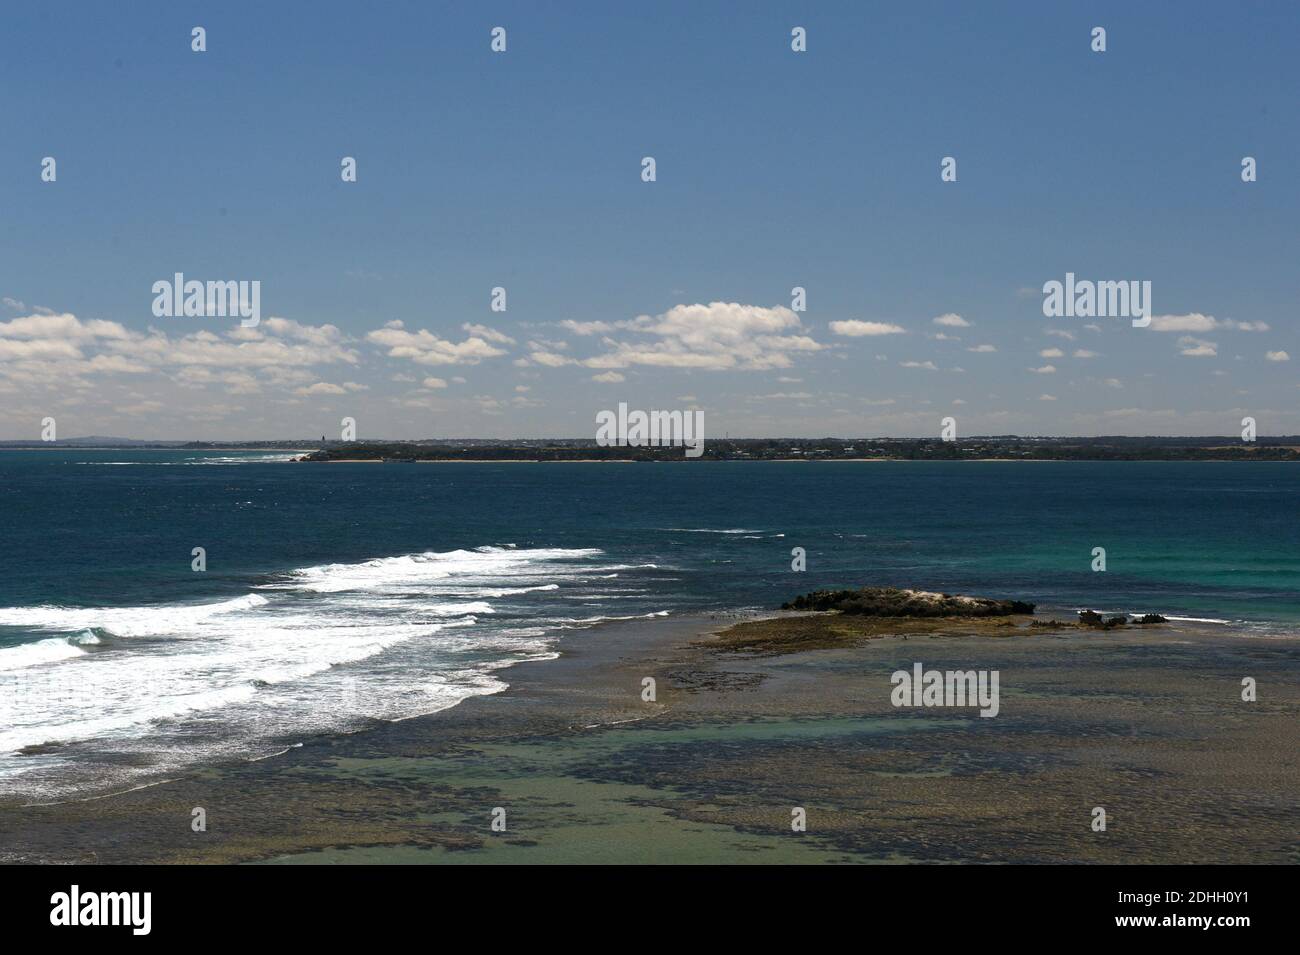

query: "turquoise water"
(0, 451), (1296, 798)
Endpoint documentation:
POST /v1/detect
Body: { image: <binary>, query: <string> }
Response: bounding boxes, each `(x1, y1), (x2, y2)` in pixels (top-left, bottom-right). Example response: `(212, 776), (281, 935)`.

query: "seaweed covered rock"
(781, 587), (1034, 618)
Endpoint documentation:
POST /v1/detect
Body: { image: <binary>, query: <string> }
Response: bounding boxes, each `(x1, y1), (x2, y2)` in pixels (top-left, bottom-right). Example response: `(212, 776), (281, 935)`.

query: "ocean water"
(0, 450), (1297, 801)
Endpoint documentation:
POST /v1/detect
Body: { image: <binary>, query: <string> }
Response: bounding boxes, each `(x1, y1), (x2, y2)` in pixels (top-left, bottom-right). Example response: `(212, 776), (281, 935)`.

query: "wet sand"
(0, 611), (1295, 864)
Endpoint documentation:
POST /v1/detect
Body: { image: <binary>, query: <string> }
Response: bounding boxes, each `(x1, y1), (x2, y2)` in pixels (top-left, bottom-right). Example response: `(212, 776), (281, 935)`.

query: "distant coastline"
(293, 436), (1300, 463)
(4, 437), (1298, 463)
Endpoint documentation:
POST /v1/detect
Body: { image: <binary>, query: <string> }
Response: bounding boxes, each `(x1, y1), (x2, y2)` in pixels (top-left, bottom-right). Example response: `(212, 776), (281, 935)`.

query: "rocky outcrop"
(781, 587), (1035, 618)
(1077, 610), (1169, 628)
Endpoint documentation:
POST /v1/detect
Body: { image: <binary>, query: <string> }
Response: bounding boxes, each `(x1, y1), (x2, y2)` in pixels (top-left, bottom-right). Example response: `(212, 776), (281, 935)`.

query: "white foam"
(0, 637), (87, 671)
(659, 527), (763, 534)
(0, 593), (269, 637)
(273, 546), (602, 593)
(0, 543), (677, 800)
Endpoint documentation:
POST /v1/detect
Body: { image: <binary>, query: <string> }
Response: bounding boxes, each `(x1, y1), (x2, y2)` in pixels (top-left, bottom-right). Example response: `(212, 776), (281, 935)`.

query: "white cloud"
(1266, 350), (1290, 362)
(0, 311), (130, 342)
(1178, 336), (1217, 357)
(1073, 349), (1099, 358)
(591, 371), (624, 383)
(580, 302), (823, 371)
(294, 382), (347, 396)
(422, 377), (449, 389)
(1031, 364), (1057, 374)
(559, 319), (613, 335)
(899, 360), (938, 370)
(829, 320), (906, 337)
(966, 344), (997, 353)
(1150, 313), (1215, 333)
(530, 350), (575, 367)
(461, 323), (516, 345)
(260, 317), (346, 346)
(932, 313), (970, 328)
(366, 325), (508, 366)
(1149, 313), (1270, 333)
(0, 310), (359, 399)
(1039, 348), (1063, 358)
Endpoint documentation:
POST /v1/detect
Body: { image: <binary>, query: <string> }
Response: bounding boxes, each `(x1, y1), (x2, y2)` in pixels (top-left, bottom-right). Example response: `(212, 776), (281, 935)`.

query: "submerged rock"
(781, 587), (1034, 618)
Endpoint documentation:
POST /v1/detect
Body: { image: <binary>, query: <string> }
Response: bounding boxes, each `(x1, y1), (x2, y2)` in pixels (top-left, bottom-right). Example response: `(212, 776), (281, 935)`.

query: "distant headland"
(4, 435), (1299, 461)
(294, 435), (1300, 462)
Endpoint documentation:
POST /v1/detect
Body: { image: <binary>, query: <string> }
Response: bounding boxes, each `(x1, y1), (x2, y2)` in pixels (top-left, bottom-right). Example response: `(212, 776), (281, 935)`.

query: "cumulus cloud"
(366, 324), (508, 366)
(591, 371), (624, 383)
(559, 319), (613, 336)
(966, 344), (997, 353)
(932, 313), (970, 328)
(831, 320), (906, 337)
(1149, 313), (1270, 333)
(530, 350), (575, 367)
(1039, 348), (1063, 358)
(0, 310), (358, 398)
(259, 317), (346, 346)
(461, 323), (516, 345)
(294, 381), (348, 396)
(578, 302), (823, 371)
(1266, 350), (1290, 362)
(899, 360), (938, 370)
(1178, 336), (1217, 357)
(0, 311), (131, 342)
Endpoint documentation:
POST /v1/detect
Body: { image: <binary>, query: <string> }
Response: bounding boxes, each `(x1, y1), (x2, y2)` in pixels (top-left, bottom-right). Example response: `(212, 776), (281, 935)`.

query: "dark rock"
(781, 587), (1034, 618)
(1078, 609), (1130, 629)
(1136, 613), (1168, 624)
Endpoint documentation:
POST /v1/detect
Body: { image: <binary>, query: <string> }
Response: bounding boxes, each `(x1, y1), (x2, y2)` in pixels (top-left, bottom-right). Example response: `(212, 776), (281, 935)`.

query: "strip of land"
(294, 436), (1300, 462)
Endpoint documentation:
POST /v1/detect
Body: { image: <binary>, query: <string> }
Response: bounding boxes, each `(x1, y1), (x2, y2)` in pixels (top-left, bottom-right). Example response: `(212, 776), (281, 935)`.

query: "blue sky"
(2, 1), (1297, 439)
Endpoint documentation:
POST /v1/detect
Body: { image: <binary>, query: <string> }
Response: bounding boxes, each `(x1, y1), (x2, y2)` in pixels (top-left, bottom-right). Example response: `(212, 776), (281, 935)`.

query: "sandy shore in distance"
(0, 611), (1295, 864)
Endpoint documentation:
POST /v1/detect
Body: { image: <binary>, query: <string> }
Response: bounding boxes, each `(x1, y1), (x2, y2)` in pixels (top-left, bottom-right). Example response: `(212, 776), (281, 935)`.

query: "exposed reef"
(781, 587), (1035, 618)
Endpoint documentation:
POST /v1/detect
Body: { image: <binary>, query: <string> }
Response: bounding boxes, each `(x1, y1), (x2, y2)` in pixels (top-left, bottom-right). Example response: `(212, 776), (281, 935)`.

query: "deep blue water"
(1, 450), (1297, 798)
